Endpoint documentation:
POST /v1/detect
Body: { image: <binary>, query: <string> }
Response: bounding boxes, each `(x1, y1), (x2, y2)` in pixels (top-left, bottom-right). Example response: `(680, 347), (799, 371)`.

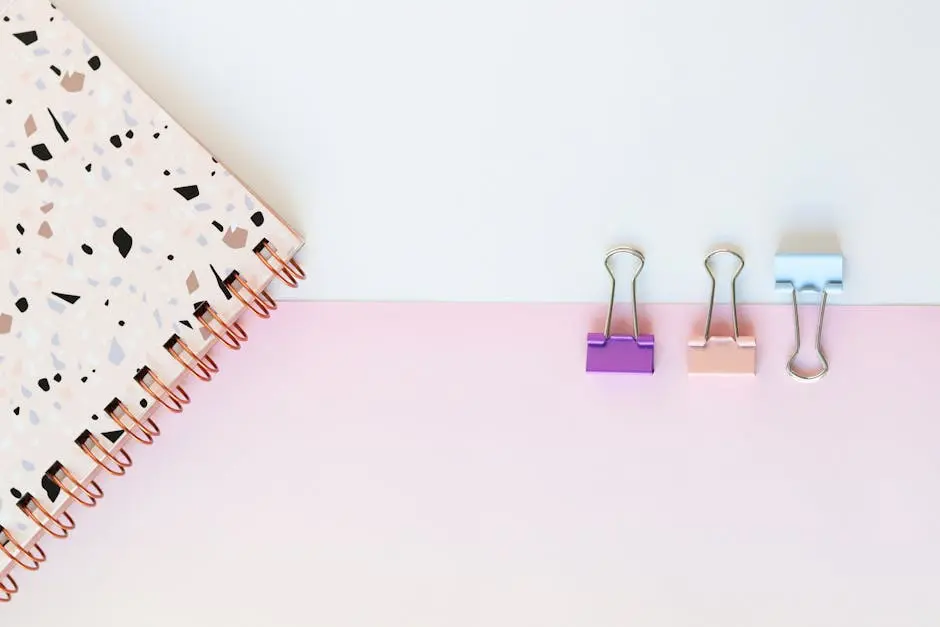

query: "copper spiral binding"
(195, 302), (247, 350)
(0, 574), (17, 602)
(105, 399), (160, 445)
(165, 334), (218, 382)
(0, 245), (305, 603)
(0, 527), (45, 571)
(135, 366), (191, 413)
(254, 238), (306, 288)
(47, 462), (103, 508)
(16, 494), (75, 539)
(225, 270), (277, 319)
(77, 430), (133, 476)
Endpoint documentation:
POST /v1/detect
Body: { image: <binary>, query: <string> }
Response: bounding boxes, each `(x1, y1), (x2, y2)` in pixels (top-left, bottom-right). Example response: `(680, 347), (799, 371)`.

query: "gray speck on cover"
(3, 182), (19, 194)
(62, 111), (76, 125)
(47, 298), (65, 313)
(102, 166), (111, 181)
(123, 109), (137, 126)
(110, 276), (122, 286)
(66, 253), (74, 266)
(108, 337), (125, 365)
(21, 460), (34, 471)
(21, 386), (32, 398)
(196, 234), (208, 246)
(51, 352), (65, 369)
(29, 411), (39, 425)
(195, 203), (211, 211)
(93, 216), (106, 227)
(35, 78), (46, 90)
(9, 281), (18, 297)
(51, 333), (59, 346)
(93, 143), (104, 155)
(153, 309), (162, 328)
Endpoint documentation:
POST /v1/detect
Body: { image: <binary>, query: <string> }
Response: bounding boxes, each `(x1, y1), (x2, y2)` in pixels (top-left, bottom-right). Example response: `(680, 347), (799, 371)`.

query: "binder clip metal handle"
(602, 246), (643, 341)
(703, 249), (743, 341)
(585, 246), (654, 374)
(687, 249), (756, 375)
(774, 251), (844, 382)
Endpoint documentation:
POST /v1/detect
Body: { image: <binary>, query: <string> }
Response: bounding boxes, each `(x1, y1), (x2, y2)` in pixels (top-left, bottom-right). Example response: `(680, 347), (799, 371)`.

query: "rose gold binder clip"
(687, 249), (756, 375)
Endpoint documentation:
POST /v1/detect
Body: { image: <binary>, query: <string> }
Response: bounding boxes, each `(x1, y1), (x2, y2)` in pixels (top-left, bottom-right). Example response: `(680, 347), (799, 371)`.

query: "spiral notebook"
(0, 0), (305, 602)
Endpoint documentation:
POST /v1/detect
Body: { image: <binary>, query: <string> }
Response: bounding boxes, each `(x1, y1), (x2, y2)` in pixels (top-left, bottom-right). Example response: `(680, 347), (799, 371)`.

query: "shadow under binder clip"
(586, 246), (654, 374)
(687, 249), (756, 375)
(774, 249), (844, 381)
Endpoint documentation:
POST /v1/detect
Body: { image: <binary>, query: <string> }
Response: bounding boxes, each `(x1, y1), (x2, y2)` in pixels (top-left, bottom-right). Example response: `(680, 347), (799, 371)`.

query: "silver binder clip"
(774, 248), (843, 381)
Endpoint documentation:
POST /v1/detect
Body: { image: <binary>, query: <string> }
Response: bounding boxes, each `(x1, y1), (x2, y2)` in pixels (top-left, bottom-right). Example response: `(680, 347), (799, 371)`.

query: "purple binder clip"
(585, 246), (654, 374)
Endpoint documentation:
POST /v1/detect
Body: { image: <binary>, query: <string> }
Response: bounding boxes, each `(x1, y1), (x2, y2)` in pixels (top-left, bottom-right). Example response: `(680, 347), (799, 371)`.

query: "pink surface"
(687, 335), (758, 374)
(5, 302), (940, 627)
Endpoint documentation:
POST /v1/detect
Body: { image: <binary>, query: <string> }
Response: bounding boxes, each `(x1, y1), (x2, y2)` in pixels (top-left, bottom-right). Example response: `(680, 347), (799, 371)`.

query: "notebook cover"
(0, 0), (304, 580)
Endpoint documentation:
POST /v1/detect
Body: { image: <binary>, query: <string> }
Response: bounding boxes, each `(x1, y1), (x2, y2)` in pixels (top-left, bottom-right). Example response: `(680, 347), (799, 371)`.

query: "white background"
(54, 0), (940, 304)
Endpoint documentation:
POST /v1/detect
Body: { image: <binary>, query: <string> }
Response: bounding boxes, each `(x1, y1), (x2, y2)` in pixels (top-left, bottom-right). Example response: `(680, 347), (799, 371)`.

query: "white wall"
(56, 0), (940, 304)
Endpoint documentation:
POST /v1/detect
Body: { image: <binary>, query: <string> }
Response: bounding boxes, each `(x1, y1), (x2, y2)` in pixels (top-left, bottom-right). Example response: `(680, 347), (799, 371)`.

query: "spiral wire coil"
(0, 243), (304, 602)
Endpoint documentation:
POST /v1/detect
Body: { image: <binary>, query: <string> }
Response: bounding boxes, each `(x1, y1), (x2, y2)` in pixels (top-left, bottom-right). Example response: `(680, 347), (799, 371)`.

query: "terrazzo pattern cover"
(0, 0), (304, 587)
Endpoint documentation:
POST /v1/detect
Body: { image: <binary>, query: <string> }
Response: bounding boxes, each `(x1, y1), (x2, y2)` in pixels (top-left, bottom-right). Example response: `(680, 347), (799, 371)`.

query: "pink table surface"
(5, 303), (940, 627)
